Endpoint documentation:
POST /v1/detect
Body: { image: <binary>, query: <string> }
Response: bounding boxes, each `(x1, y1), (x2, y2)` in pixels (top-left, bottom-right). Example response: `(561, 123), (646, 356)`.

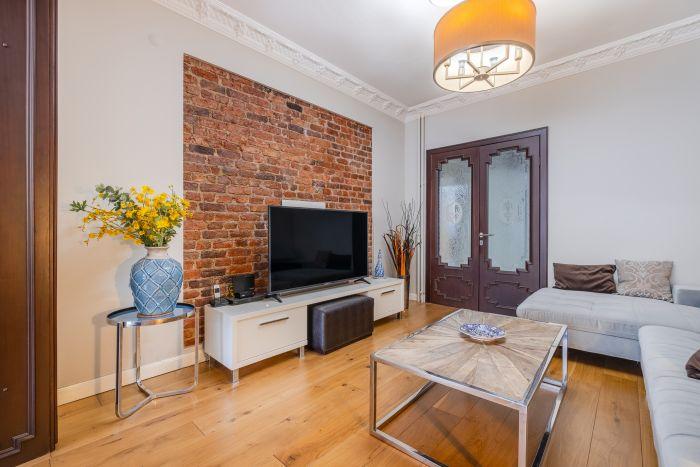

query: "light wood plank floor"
(46, 302), (657, 467)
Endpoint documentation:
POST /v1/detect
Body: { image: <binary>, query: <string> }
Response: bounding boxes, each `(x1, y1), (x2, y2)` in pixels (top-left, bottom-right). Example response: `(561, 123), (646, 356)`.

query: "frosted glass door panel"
(438, 158), (471, 267)
(487, 149), (530, 271)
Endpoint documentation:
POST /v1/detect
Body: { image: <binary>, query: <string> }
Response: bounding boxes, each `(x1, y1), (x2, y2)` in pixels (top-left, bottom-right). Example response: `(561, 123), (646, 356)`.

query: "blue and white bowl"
(459, 323), (506, 343)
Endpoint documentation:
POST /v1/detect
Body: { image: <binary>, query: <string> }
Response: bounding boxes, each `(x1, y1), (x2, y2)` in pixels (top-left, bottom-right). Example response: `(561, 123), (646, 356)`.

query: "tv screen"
(268, 206), (368, 293)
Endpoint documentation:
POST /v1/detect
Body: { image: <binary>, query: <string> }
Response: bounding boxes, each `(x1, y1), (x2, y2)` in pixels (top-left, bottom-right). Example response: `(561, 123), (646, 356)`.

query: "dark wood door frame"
(425, 128), (548, 308)
(0, 0), (57, 464)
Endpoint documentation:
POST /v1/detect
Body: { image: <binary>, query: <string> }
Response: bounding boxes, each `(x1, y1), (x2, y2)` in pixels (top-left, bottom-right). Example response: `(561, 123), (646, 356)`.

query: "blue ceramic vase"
(130, 246), (183, 316)
(373, 249), (385, 278)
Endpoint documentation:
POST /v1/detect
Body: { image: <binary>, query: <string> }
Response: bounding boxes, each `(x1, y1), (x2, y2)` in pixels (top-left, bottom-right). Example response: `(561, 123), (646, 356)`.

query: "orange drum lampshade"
(434, 0), (536, 92)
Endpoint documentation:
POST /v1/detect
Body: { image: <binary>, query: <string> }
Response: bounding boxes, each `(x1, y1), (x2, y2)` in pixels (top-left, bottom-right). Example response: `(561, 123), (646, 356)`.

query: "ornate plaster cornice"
(152, 0), (700, 123)
(152, 0), (409, 120)
(405, 14), (700, 121)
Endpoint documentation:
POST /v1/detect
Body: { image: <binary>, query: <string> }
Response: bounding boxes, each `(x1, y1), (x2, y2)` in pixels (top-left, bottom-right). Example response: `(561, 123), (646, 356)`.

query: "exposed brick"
(189, 144), (215, 155)
(200, 249), (226, 259)
(288, 124), (305, 134)
(286, 101), (303, 113)
(182, 55), (372, 347)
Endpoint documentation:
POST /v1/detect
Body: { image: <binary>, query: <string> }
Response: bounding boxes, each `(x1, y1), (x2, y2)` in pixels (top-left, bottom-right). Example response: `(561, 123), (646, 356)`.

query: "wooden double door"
(426, 129), (548, 315)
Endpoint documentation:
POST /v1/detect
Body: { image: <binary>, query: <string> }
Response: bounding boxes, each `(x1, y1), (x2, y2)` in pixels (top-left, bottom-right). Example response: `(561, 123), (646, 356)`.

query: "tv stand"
(265, 292), (283, 303)
(205, 277), (405, 385)
(353, 277), (371, 285)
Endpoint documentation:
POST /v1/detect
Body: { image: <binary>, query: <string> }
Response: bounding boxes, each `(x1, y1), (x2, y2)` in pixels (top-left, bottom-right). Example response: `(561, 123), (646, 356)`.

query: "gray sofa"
(517, 287), (700, 467)
(640, 326), (700, 467)
(516, 287), (700, 361)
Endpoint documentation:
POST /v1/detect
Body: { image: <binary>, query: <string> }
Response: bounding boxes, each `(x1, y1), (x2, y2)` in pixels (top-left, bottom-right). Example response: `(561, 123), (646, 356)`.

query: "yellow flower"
(155, 218), (170, 229)
(74, 184), (189, 247)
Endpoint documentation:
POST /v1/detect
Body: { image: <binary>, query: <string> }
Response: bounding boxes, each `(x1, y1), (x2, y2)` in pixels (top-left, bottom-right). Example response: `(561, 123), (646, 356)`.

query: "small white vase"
(145, 246), (170, 259)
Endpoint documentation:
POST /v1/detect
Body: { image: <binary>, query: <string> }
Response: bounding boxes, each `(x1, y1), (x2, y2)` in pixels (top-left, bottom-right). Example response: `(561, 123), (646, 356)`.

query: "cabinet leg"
(230, 368), (239, 386)
(299, 346), (305, 359)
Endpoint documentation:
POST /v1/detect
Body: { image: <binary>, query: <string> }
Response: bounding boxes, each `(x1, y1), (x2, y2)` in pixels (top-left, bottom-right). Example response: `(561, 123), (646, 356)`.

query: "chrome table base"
(369, 330), (568, 467)
(109, 305), (199, 419)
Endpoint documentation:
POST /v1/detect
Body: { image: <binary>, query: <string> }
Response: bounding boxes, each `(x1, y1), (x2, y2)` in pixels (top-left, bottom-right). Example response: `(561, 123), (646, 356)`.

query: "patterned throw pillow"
(615, 259), (673, 302)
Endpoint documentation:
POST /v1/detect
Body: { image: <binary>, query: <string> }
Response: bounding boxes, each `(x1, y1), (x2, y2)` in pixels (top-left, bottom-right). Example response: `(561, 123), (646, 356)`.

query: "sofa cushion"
(517, 288), (700, 340)
(639, 326), (700, 467)
(553, 263), (616, 294)
(616, 259), (673, 302)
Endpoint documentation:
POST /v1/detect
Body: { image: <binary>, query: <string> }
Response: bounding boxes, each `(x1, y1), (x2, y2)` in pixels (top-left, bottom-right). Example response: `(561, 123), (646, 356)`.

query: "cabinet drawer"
(237, 307), (306, 362)
(366, 285), (404, 320)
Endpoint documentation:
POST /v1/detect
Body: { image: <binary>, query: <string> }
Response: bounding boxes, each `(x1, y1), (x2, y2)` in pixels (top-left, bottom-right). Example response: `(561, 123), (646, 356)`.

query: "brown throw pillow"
(687, 349), (700, 380)
(553, 263), (616, 294)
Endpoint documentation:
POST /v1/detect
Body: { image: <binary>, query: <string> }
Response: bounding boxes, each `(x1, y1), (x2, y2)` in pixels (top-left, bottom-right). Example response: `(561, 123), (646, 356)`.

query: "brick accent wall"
(182, 55), (373, 346)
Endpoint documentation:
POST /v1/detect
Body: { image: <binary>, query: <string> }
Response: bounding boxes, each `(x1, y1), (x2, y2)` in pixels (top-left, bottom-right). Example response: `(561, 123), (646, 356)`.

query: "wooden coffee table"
(369, 309), (567, 467)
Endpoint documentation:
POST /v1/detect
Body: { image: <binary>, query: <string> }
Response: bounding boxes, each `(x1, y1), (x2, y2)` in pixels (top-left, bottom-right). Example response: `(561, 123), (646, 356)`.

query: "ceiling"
(223, 0), (700, 107)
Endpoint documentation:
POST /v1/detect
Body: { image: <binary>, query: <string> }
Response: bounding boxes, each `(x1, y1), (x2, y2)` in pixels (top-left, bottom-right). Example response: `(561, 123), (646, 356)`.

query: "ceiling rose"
(434, 0), (536, 92)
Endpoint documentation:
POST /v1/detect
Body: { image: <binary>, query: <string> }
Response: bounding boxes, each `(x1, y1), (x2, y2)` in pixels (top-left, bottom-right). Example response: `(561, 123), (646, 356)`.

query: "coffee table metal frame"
(106, 303), (199, 419)
(369, 321), (568, 467)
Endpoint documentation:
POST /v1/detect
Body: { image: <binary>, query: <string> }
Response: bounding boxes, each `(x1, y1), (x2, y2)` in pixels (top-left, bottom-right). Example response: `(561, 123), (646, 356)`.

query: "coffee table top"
(373, 309), (566, 405)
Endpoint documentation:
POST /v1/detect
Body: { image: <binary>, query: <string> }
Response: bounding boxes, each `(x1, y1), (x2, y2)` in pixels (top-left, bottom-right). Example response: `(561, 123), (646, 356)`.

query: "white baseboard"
(409, 293), (418, 301)
(57, 345), (203, 406)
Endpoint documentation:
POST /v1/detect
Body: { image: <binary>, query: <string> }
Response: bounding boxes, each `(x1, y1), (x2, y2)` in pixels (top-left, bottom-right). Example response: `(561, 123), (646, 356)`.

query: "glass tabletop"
(106, 303), (195, 327)
(373, 309), (565, 404)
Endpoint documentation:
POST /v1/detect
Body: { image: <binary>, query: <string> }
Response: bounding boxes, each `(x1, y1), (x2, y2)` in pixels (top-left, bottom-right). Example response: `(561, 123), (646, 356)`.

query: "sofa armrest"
(672, 285), (700, 308)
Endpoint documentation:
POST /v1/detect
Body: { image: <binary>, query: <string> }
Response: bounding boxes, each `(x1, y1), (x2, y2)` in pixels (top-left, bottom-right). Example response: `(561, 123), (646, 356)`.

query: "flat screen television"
(268, 206), (368, 294)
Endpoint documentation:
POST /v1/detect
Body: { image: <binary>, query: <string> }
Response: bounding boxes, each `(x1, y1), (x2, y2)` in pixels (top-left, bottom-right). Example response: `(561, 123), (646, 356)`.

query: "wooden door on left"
(0, 0), (57, 464)
(425, 148), (480, 310)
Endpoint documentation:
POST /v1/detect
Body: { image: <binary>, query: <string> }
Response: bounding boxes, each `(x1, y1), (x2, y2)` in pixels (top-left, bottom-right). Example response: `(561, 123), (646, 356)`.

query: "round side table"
(106, 303), (199, 418)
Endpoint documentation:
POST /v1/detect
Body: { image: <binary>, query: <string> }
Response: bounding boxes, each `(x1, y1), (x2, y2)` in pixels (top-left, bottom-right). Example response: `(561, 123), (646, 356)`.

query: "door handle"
(479, 232), (494, 239)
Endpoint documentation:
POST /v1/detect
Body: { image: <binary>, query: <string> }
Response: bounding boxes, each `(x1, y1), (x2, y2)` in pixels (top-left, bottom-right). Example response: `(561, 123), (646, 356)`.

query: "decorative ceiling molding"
(405, 14), (700, 121)
(153, 0), (700, 123)
(152, 0), (409, 120)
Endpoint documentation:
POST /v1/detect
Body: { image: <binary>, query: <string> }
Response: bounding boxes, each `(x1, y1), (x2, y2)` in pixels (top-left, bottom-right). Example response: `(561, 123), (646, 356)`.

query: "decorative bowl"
(459, 323), (506, 343)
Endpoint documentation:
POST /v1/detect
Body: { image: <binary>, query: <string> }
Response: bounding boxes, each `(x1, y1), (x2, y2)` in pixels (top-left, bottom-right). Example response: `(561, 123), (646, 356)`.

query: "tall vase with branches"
(383, 200), (421, 311)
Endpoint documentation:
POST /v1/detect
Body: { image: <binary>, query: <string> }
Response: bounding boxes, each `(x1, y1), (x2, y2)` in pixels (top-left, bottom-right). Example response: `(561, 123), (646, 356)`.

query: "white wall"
(403, 118), (423, 299)
(58, 0), (405, 396)
(406, 40), (700, 292)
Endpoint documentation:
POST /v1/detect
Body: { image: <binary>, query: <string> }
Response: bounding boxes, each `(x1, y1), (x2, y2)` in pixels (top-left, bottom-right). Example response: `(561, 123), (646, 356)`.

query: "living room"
(3, 0), (700, 466)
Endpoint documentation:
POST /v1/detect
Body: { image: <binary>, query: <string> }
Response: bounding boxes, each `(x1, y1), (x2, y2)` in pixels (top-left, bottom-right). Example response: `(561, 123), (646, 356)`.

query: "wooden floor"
(44, 302), (657, 467)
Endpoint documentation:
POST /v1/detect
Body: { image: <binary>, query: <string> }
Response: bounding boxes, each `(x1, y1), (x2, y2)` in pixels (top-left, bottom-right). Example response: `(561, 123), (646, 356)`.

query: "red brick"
(182, 55), (372, 347)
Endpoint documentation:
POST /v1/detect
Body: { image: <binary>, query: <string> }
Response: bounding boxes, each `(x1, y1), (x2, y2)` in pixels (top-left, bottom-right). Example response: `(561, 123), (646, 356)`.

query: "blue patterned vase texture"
(130, 247), (183, 315)
(374, 249), (385, 278)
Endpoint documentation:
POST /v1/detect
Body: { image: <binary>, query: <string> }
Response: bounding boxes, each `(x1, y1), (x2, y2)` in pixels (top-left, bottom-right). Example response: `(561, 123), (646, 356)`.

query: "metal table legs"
(114, 309), (199, 418)
(369, 330), (568, 467)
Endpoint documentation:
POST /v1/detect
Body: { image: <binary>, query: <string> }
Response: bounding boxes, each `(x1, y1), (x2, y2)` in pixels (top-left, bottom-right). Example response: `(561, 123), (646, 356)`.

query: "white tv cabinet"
(204, 277), (405, 384)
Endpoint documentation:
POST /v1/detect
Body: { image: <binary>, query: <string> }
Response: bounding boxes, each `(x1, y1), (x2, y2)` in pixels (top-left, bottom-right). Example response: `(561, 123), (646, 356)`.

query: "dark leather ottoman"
(309, 295), (374, 354)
